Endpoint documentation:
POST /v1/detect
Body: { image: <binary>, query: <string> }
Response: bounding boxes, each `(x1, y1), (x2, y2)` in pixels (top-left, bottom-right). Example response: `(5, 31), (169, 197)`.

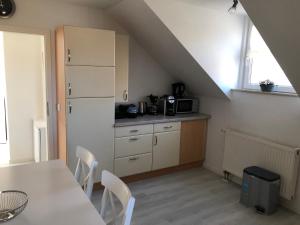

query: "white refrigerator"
(66, 66), (115, 182)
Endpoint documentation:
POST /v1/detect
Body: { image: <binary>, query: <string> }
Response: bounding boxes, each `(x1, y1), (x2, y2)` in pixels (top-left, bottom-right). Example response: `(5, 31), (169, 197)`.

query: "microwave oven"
(175, 98), (199, 114)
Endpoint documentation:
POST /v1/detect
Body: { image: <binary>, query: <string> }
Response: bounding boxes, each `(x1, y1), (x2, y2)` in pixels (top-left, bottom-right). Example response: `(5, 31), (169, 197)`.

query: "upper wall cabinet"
(115, 34), (129, 103)
(64, 26), (115, 66)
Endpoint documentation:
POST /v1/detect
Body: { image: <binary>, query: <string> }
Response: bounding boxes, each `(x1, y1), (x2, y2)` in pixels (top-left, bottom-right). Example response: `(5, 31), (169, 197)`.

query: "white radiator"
(33, 120), (48, 163)
(223, 129), (300, 200)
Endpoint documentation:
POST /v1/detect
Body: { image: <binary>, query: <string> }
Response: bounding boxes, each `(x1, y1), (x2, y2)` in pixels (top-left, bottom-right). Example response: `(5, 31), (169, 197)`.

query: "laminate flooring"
(92, 168), (300, 225)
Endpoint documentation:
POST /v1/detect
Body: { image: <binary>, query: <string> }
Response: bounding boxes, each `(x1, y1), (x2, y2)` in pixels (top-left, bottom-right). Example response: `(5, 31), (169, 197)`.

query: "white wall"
(128, 38), (176, 103)
(0, 0), (174, 157)
(3, 32), (46, 163)
(201, 91), (300, 214)
(145, 0), (245, 96)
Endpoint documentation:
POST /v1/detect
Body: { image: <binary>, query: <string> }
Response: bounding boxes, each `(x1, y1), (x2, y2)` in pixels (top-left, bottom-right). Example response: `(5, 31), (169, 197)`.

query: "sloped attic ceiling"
(106, 0), (245, 99)
(240, 0), (300, 95)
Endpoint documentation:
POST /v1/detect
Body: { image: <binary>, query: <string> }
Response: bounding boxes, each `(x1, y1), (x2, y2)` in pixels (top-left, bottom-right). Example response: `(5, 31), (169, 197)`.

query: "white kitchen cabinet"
(115, 34), (129, 102)
(65, 66), (115, 98)
(67, 98), (114, 182)
(114, 124), (153, 177)
(152, 131), (181, 170)
(115, 134), (153, 158)
(64, 26), (115, 66)
(114, 153), (152, 177)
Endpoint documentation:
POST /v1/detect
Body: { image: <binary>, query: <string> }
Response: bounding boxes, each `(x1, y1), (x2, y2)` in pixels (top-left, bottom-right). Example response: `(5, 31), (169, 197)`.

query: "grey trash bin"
(240, 166), (280, 215)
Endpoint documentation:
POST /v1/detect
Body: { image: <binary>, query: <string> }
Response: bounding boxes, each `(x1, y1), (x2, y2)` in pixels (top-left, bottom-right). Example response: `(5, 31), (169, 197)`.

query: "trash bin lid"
(244, 166), (280, 182)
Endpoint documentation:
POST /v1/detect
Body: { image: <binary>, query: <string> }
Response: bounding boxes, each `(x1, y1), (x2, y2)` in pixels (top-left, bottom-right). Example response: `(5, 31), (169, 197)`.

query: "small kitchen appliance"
(147, 95), (159, 115)
(116, 104), (138, 119)
(172, 82), (186, 98)
(159, 95), (176, 116)
(175, 98), (199, 114)
(138, 101), (147, 115)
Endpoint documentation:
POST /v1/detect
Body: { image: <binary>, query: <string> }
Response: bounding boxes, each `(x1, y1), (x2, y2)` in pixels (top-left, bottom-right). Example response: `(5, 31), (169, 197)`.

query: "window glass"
(246, 25), (292, 87)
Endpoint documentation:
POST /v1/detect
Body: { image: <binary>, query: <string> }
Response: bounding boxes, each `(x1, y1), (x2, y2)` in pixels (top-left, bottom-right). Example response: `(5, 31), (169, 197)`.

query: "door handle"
(154, 136), (158, 146)
(129, 157), (139, 161)
(67, 49), (71, 62)
(68, 102), (72, 114)
(164, 126), (173, 129)
(129, 130), (139, 133)
(68, 83), (72, 96)
(123, 90), (128, 101)
(46, 102), (50, 117)
(129, 138), (139, 142)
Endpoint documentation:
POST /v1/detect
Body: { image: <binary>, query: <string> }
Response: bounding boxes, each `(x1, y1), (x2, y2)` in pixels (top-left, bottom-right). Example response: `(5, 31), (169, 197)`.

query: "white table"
(0, 160), (105, 225)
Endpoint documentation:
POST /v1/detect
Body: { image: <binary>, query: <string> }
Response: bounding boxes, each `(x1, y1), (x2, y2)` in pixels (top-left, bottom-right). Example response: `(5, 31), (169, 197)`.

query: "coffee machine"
(158, 95), (176, 116)
(172, 82), (186, 98)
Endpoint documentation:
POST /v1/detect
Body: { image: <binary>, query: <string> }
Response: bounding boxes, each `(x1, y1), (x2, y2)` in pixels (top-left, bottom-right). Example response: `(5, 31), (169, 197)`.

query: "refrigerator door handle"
(68, 102), (72, 114)
(67, 49), (71, 63)
(68, 83), (72, 96)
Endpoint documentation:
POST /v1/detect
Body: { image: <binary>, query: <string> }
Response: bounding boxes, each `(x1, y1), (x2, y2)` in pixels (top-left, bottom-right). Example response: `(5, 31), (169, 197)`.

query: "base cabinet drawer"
(115, 134), (153, 158)
(154, 122), (181, 133)
(115, 124), (153, 137)
(114, 153), (152, 177)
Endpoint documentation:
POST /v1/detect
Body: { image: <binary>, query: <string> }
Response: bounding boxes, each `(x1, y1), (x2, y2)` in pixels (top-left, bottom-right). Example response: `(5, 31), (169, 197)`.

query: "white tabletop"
(0, 160), (105, 225)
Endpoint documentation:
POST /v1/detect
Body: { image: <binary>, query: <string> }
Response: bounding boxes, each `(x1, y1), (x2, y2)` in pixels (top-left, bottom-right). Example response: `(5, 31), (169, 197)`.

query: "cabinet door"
(115, 34), (129, 102)
(153, 131), (180, 170)
(65, 66), (115, 98)
(67, 98), (114, 182)
(180, 120), (207, 165)
(64, 26), (115, 66)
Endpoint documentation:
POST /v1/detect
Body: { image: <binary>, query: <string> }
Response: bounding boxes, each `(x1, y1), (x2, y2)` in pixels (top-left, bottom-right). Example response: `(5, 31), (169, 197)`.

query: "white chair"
(100, 170), (135, 225)
(74, 146), (98, 199)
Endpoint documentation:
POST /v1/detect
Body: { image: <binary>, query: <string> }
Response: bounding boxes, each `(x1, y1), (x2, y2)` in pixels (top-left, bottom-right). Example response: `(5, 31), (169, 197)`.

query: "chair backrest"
(100, 170), (135, 225)
(74, 146), (98, 199)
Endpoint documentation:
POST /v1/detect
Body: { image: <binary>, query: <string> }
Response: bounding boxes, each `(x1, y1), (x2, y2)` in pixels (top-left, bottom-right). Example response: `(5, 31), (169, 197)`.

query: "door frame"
(0, 25), (55, 160)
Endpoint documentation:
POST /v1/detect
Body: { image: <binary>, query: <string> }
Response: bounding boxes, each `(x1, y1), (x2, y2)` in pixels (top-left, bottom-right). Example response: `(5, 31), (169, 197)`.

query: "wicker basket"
(0, 191), (28, 222)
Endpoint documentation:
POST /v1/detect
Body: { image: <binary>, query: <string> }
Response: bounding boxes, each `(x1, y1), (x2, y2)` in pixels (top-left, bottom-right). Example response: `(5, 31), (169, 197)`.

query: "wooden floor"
(92, 168), (300, 225)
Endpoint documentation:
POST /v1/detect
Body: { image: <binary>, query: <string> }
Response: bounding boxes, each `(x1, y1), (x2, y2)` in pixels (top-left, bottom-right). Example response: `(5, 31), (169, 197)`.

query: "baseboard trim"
(203, 162), (223, 176)
(94, 161), (203, 191)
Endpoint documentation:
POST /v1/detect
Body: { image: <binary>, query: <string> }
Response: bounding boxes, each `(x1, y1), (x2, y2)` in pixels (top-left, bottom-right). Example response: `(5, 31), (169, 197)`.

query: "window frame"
(241, 20), (295, 93)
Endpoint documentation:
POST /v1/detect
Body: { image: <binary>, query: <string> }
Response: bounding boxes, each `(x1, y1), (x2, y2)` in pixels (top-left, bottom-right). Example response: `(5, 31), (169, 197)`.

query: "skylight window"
(242, 22), (295, 93)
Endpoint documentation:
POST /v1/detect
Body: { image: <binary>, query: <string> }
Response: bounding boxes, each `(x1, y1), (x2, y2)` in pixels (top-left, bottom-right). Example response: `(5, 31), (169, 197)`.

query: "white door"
(67, 98), (114, 182)
(65, 66), (115, 98)
(115, 34), (129, 103)
(153, 131), (180, 170)
(64, 26), (115, 66)
(0, 97), (7, 144)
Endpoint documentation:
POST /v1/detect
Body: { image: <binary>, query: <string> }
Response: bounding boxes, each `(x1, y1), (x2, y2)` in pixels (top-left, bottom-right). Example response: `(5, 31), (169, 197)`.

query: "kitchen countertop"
(114, 113), (211, 127)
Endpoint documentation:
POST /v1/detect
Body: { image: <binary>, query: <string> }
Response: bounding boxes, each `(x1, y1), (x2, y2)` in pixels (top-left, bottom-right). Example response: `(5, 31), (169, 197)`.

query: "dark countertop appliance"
(175, 98), (199, 114)
(172, 82), (186, 98)
(147, 94), (159, 115)
(159, 95), (176, 116)
(138, 101), (147, 115)
(115, 104), (138, 119)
